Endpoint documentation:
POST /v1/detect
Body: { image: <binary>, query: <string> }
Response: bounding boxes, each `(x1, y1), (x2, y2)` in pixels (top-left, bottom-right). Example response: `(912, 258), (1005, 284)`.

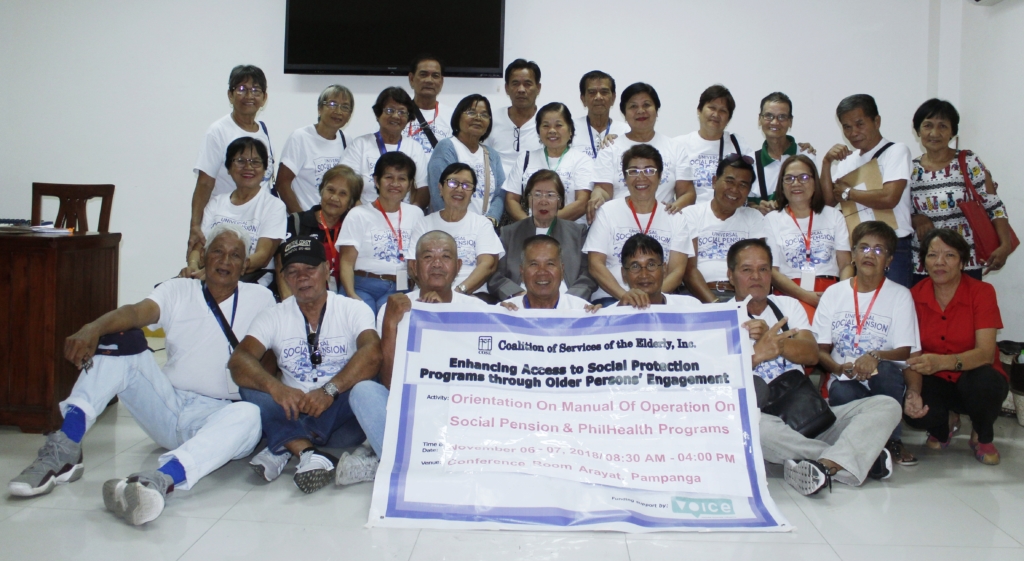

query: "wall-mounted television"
(284, 0), (505, 77)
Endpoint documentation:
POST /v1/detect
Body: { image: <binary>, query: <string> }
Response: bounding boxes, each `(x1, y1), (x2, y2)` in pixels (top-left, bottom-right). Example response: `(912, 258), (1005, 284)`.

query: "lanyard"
(302, 300), (327, 365)
(374, 131), (401, 156)
(545, 217), (556, 236)
(202, 283), (238, 352)
(373, 200), (404, 261)
(627, 198), (656, 235)
(317, 211), (341, 280)
(544, 147), (566, 172)
(586, 116), (611, 158)
(523, 294), (558, 309)
(407, 102), (438, 137)
(852, 277), (885, 349)
(786, 207), (814, 263)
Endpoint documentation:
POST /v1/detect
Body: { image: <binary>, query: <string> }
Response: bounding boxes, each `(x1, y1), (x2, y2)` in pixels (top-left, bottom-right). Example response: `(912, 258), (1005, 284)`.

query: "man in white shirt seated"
(820, 94), (914, 287)
(615, 233), (702, 309)
(681, 154), (765, 303)
(571, 70), (630, 160)
(729, 239), (900, 496)
(404, 54), (453, 156)
(500, 235), (601, 312)
(485, 58), (543, 175)
(8, 224), (276, 525)
(230, 237), (382, 495)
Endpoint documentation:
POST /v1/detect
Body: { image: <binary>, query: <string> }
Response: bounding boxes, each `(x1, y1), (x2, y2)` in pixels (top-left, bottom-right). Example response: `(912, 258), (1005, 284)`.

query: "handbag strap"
(958, 150), (982, 203)
(871, 142), (894, 160)
(202, 283), (240, 349)
(412, 105), (439, 148)
(520, 151), (531, 213)
(482, 146), (493, 215)
(762, 297), (790, 332)
(755, 149), (768, 200)
(340, 130), (347, 150)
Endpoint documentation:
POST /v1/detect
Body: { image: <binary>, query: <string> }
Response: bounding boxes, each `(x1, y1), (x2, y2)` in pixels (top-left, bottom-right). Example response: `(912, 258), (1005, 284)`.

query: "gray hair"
(416, 230), (457, 259)
(205, 222), (252, 259)
(318, 84), (354, 108)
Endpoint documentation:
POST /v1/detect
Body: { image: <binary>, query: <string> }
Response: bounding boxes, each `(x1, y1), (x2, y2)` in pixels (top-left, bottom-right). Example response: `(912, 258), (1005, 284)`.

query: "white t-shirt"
(676, 131), (752, 204)
(571, 116), (631, 160)
(764, 206), (851, 278)
(194, 114), (274, 198)
(502, 293), (591, 310)
(831, 138), (913, 238)
(582, 198), (691, 299)
(200, 188), (287, 257)
(681, 202), (765, 283)
(336, 202), (424, 275)
(504, 148), (595, 225)
(485, 106), (541, 176)
(403, 101), (454, 156)
(376, 289), (486, 333)
(147, 279), (276, 400)
(746, 143), (815, 200)
(409, 212), (505, 293)
(247, 292), (376, 393)
(451, 137), (500, 217)
(732, 295), (812, 382)
(812, 278), (921, 384)
(593, 132), (685, 203)
(279, 124), (348, 211)
(340, 132), (429, 206)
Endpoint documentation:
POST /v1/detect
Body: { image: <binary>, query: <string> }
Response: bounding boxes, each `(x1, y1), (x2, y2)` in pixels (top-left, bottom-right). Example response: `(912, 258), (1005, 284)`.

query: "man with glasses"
(485, 59), (543, 175)
(746, 92), (816, 214)
(571, 70), (630, 160)
(230, 237), (383, 494)
(404, 54), (453, 156)
(681, 154), (766, 303)
(614, 234), (702, 309)
(8, 225), (275, 525)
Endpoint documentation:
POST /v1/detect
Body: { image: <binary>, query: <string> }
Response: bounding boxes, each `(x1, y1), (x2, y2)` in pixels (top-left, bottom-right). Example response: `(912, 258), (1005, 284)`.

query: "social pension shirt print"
(371, 227), (410, 263)
(313, 156), (341, 187)
(782, 229), (835, 270)
(280, 334), (350, 386)
(688, 153), (719, 189)
(611, 227), (672, 264)
(831, 311), (891, 361)
(696, 229), (743, 261)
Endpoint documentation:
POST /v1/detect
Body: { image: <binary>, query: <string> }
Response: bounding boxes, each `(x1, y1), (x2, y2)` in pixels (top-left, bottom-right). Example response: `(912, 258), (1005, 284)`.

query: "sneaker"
(886, 438), (918, 466)
(294, 449), (337, 494)
(783, 460), (831, 496)
(336, 448), (380, 486)
(250, 447), (291, 482)
(8, 432), (83, 497)
(970, 440), (1001, 465)
(102, 470), (173, 525)
(868, 447), (893, 480)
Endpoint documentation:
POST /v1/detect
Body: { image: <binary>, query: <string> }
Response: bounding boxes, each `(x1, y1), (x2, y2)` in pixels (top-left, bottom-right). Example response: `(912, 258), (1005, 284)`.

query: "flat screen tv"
(284, 0), (505, 77)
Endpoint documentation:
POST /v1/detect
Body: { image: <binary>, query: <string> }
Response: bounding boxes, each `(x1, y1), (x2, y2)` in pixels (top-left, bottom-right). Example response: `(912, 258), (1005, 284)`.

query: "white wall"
(1, 0), (960, 309)
(960, 0), (1024, 339)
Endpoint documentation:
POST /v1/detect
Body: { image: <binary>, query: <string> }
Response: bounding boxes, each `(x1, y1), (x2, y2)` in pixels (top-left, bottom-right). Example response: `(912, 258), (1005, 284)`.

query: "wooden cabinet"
(0, 232), (120, 432)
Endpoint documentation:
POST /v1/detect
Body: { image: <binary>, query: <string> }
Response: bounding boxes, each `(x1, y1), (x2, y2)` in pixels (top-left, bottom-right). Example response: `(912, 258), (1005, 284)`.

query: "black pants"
(903, 365), (1008, 444)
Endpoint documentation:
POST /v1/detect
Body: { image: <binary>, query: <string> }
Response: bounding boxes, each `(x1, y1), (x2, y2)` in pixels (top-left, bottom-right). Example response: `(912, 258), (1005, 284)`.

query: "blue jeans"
(885, 236), (913, 288)
(240, 386), (366, 454)
(350, 380), (389, 456)
(353, 274), (398, 316)
(828, 360), (906, 440)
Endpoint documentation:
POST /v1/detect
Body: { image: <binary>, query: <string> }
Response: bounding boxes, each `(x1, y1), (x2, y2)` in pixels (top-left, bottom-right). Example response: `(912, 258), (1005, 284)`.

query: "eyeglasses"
(760, 113), (791, 122)
(232, 158), (264, 169)
(624, 167), (659, 177)
(530, 191), (559, 200)
(855, 245), (888, 256)
(782, 173), (813, 185)
(321, 100), (352, 113)
(233, 85), (264, 97)
(625, 261), (663, 273)
(464, 110), (491, 120)
(383, 107), (409, 118)
(307, 333), (322, 366)
(445, 178), (475, 191)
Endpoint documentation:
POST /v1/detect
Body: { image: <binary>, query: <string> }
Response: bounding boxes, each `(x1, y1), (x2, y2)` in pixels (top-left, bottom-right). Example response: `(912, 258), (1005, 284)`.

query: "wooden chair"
(31, 183), (115, 233)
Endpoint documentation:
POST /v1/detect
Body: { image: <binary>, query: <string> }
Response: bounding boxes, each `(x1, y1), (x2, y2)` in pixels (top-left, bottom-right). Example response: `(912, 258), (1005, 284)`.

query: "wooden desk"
(0, 232), (120, 432)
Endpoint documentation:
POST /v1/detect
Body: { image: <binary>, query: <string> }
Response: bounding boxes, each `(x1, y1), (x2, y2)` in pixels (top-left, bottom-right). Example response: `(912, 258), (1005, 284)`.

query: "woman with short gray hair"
(276, 84), (355, 213)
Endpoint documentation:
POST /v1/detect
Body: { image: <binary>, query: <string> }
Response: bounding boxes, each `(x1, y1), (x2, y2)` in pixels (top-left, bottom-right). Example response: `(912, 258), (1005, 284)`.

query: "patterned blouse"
(910, 150), (1008, 273)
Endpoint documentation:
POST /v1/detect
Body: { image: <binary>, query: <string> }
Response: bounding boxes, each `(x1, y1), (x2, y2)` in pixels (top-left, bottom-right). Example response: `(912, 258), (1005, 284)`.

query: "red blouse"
(911, 275), (1005, 383)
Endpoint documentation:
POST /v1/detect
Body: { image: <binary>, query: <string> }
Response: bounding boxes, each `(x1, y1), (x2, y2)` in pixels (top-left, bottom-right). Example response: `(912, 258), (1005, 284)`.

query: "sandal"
(886, 438), (918, 466)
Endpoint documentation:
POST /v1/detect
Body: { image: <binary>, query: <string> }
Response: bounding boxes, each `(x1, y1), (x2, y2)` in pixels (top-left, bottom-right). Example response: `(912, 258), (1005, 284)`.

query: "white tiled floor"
(3, 344), (1024, 560)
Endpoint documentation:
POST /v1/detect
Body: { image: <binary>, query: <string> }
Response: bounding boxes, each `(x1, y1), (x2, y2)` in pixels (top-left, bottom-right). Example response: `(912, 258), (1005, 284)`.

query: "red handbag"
(957, 151), (1018, 262)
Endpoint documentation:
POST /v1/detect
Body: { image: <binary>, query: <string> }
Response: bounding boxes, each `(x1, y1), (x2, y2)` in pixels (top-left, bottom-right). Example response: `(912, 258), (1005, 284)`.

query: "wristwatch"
(953, 355), (963, 371)
(321, 382), (339, 399)
(456, 284), (468, 294)
(840, 187), (853, 201)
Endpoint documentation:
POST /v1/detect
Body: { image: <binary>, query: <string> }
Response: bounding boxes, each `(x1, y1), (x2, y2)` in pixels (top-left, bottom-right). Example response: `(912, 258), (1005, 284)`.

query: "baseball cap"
(280, 236), (326, 268)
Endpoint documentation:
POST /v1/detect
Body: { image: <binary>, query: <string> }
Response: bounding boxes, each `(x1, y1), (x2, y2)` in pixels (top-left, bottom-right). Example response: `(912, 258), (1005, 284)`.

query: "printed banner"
(367, 303), (790, 532)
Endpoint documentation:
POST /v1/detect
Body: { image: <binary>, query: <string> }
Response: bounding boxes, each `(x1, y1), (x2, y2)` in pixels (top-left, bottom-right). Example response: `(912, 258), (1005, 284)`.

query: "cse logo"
(671, 497), (734, 518)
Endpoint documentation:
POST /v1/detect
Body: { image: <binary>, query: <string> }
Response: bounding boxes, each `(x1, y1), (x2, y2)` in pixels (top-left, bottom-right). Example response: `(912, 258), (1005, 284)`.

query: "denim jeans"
(240, 386), (368, 454)
(353, 274), (398, 316)
(350, 380), (389, 456)
(885, 235), (913, 288)
(828, 360), (906, 440)
(60, 353), (262, 490)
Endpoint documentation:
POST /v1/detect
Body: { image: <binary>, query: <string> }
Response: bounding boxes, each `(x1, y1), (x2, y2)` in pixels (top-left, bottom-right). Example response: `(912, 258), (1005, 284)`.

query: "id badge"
(799, 262), (816, 290)
(396, 263), (409, 291)
(328, 274), (338, 293)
